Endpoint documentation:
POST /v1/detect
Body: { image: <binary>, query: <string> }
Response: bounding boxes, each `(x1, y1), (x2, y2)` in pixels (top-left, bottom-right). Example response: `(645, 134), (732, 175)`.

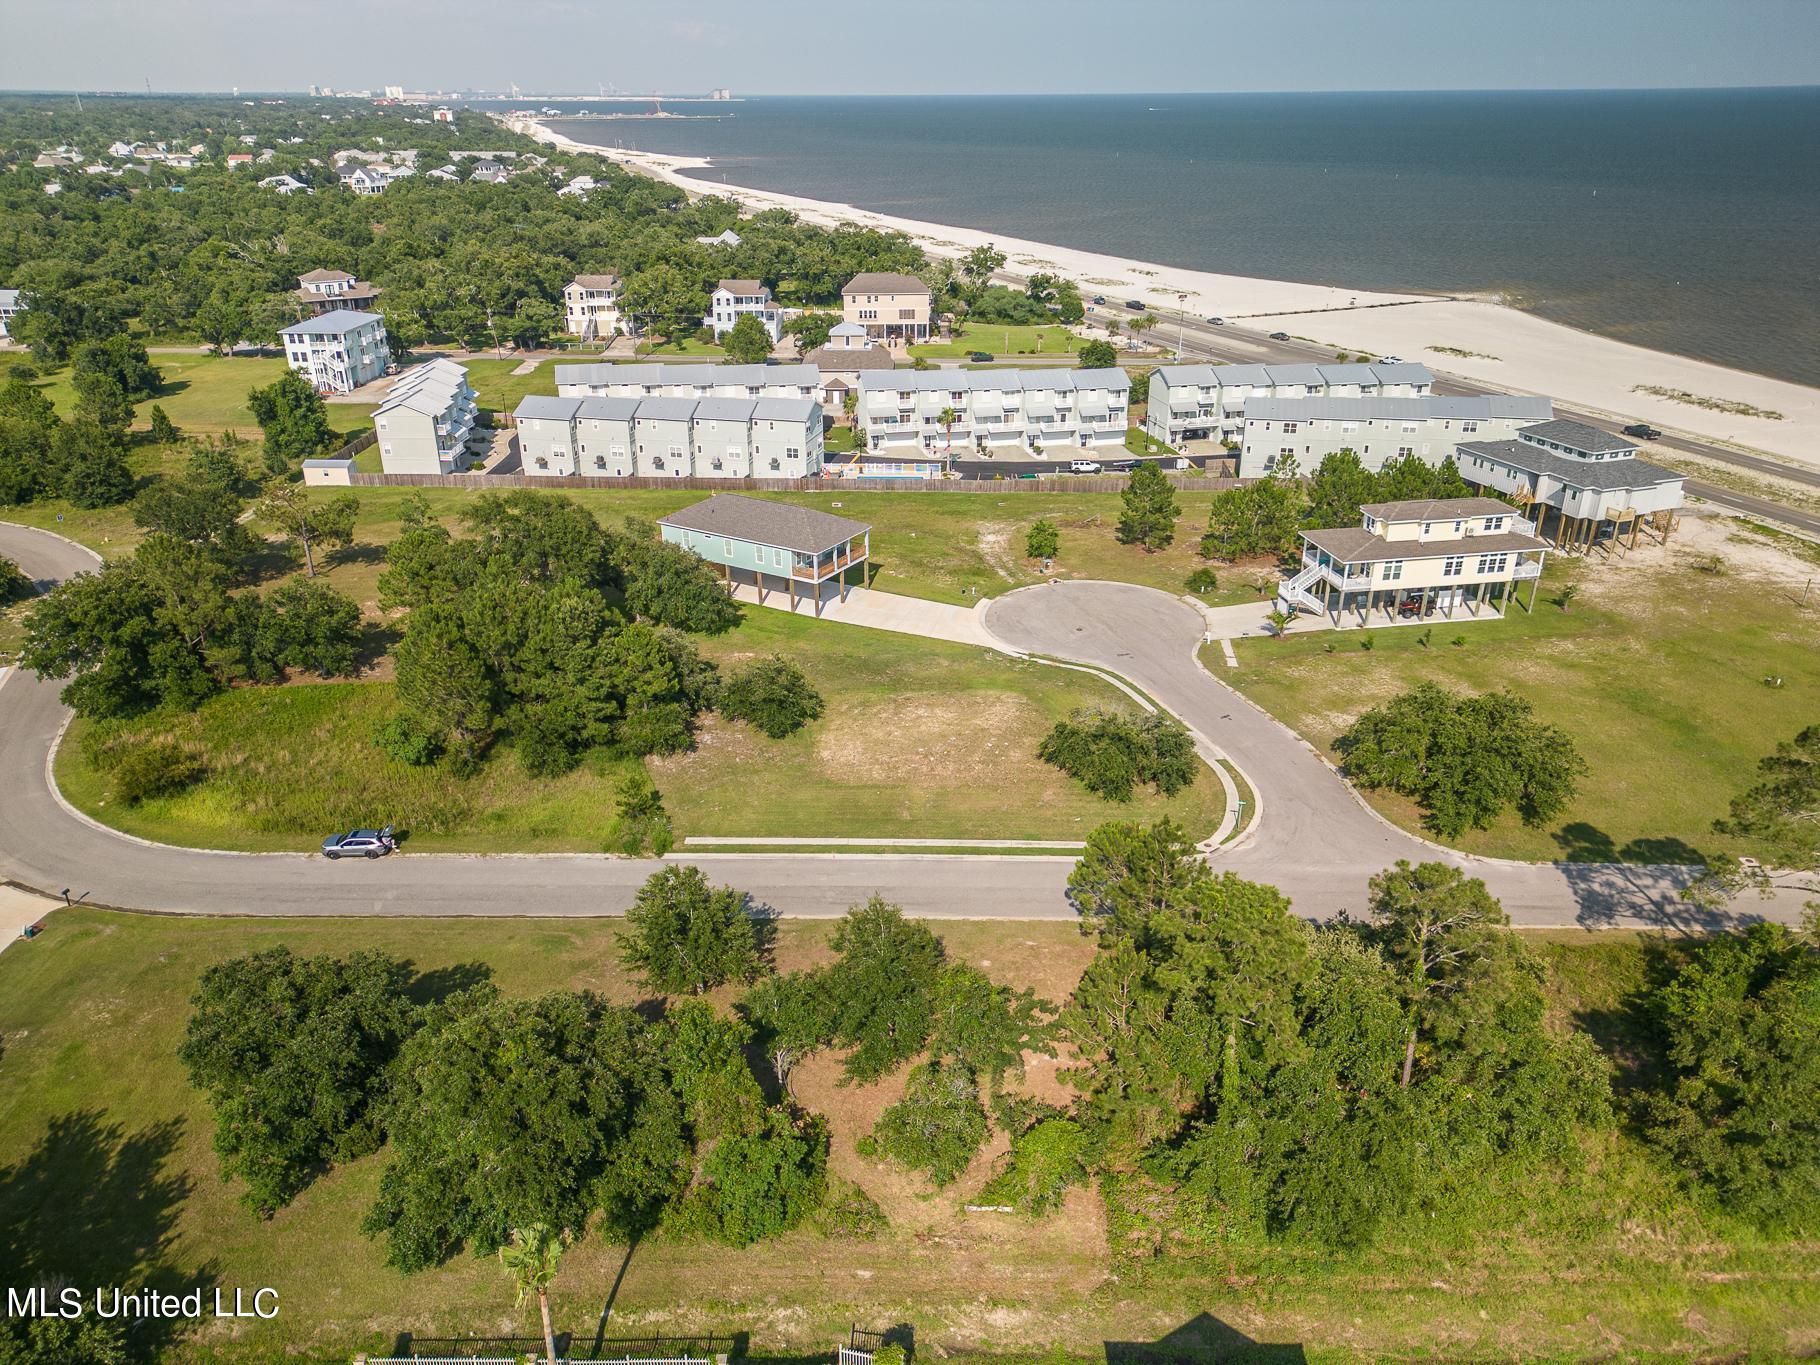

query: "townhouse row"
(514, 392), (824, 480)
(857, 368), (1132, 454)
(1145, 361), (1436, 447)
(1236, 394), (1555, 477)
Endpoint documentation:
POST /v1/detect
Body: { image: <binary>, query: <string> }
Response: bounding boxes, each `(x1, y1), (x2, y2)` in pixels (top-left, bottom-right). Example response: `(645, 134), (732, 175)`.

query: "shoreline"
(515, 118), (1820, 470)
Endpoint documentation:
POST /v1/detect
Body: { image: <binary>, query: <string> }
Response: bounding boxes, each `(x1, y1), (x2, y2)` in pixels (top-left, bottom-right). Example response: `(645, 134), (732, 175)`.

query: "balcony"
(791, 546), (866, 582)
(1513, 561), (1543, 579)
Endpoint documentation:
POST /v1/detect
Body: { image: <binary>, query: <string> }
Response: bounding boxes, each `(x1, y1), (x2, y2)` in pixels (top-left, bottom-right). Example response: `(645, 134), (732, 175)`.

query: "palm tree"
(500, 1224), (567, 1365)
(937, 406), (958, 475)
(1266, 607), (1296, 639)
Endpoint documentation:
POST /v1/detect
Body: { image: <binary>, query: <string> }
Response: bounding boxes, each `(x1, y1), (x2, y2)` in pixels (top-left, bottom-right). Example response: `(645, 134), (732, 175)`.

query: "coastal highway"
(1084, 304), (1820, 537)
(6, 521), (1809, 931)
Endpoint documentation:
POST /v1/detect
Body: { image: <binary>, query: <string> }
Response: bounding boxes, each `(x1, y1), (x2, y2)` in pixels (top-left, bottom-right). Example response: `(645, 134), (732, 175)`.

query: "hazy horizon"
(2, 0), (1816, 97)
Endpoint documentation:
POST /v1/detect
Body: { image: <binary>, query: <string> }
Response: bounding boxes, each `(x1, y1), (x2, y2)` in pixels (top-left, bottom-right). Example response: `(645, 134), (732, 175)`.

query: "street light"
(1175, 290), (1188, 358)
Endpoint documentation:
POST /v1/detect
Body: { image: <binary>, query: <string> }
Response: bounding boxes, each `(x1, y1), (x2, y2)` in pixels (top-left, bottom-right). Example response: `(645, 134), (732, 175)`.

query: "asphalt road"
(0, 523), (1804, 929)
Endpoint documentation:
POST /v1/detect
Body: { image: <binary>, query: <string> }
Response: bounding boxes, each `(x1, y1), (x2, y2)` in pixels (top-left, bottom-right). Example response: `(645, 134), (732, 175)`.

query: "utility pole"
(1175, 291), (1188, 358)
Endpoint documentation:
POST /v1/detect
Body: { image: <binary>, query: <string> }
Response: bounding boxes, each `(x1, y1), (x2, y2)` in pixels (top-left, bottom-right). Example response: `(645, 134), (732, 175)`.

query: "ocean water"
(529, 90), (1820, 386)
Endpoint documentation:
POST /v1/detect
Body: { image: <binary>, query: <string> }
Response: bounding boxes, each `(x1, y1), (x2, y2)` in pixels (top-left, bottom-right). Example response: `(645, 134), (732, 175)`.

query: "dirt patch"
(814, 694), (1031, 784)
(976, 522), (1021, 583)
(1575, 511), (1817, 610)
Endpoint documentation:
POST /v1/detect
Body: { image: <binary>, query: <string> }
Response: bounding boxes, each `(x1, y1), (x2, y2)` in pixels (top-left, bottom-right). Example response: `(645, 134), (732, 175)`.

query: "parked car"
(1206, 316), (1225, 325)
(1376, 354), (1405, 365)
(322, 827), (397, 860)
(1622, 423), (1663, 440)
(1125, 300), (1145, 311)
(1268, 331), (1290, 341)
(966, 350), (993, 363)
(1069, 459), (1103, 474)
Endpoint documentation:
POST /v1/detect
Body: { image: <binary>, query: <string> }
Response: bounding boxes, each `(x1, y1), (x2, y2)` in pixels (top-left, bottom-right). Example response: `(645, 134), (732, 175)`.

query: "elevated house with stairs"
(1455, 418), (1684, 555)
(1278, 497), (1549, 627)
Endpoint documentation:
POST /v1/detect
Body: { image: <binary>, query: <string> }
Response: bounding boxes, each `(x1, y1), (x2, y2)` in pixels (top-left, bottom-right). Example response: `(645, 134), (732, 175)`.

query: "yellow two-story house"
(1279, 497), (1549, 627)
(842, 272), (933, 347)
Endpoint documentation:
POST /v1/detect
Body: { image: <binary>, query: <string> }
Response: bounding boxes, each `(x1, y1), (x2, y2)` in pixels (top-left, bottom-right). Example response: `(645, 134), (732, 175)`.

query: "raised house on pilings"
(657, 495), (870, 617)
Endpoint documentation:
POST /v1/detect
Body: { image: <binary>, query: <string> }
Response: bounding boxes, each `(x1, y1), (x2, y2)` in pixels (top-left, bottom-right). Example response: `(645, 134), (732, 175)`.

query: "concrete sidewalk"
(0, 882), (58, 955)
(731, 582), (999, 648)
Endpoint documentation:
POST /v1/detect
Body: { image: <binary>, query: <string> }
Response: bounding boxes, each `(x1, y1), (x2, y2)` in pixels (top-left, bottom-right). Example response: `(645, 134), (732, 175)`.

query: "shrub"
(111, 738), (206, 805)
(0, 554), (33, 606)
(812, 1177), (888, 1238)
(674, 1106), (828, 1246)
(1037, 708), (1197, 802)
(612, 772), (674, 856)
(979, 1116), (1089, 1217)
(1026, 519), (1060, 561)
(373, 713), (443, 767)
(1184, 566), (1219, 595)
(868, 1061), (989, 1187)
(718, 656), (824, 739)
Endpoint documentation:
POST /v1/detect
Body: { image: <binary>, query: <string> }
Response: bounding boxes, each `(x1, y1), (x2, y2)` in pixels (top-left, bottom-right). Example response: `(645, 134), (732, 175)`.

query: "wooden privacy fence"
(344, 472), (1242, 495)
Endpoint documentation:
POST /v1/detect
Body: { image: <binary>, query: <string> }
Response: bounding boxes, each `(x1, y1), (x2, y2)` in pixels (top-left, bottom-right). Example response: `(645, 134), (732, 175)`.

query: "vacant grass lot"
(55, 609), (1223, 851)
(911, 325), (1084, 359)
(324, 485), (1240, 606)
(1221, 547), (1820, 862)
(0, 911), (1812, 1364)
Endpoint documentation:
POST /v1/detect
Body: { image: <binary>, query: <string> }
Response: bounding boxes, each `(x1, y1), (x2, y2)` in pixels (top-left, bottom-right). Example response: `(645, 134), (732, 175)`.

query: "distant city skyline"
(2, 0), (1817, 96)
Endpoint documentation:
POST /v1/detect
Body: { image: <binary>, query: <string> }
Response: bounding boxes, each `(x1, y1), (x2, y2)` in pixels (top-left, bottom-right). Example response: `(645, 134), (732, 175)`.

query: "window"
(1401, 421), (1418, 432)
(722, 538), (733, 555)
(381, 444), (392, 456)
(774, 548), (787, 567)
(786, 446), (801, 459)
(1476, 553), (1509, 574)
(1382, 560), (1403, 580)
(1362, 515), (1377, 532)
(1452, 519), (1464, 534)
(1461, 420), (1479, 433)
(1398, 446), (1414, 458)
(1443, 556), (1465, 577)
(1421, 522), (1433, 535)
(1283, 421), (1298, 434)
(1485, 516), (1506, 532)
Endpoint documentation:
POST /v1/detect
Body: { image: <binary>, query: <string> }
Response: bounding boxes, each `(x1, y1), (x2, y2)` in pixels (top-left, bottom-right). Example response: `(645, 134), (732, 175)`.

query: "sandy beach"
(518, 119), (1820, 470)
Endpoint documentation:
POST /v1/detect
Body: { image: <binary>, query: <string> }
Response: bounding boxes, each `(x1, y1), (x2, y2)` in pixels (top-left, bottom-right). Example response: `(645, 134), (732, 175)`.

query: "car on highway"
(1622, 423), (1663, 440)
(1111, 458), (1140, 472)
(1091, 295), (1105, 305)
(322, 827), (396, 859)
(1069, 459), (1103, 474)
(966, 351), (993, 363)
(1268, 331), (1290, 341)
(1206, 316), (1225, 325)
(1125, 300), (1145, 311)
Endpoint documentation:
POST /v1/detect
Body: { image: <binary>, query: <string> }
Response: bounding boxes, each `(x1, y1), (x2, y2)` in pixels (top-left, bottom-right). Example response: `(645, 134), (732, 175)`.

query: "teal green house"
(657, 494), (871, 616)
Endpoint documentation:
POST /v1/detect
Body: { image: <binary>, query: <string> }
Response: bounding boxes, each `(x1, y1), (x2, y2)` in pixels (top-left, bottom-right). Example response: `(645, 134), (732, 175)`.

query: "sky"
(2, 0), (1818, 96)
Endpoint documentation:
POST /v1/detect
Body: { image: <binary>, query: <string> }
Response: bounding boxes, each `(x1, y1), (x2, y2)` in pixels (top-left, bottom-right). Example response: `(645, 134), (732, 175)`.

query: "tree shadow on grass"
(406, 960), (495, 1008)
(0, 1109), (217, 1361)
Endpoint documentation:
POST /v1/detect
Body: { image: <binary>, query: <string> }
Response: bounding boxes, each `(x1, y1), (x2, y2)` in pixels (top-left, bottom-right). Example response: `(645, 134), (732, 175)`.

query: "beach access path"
(518, 124), (1819, 474)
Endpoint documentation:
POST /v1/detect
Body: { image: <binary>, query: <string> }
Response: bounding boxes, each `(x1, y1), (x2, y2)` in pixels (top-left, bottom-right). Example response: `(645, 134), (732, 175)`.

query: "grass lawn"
(824, 424), (859, 454)
(1, 911), (1813, 1363)
(635, 337), (726, 357)
(1220, 550), (1820, 862)
(911, 325), (1083, 360)
(452, 356), (563, 412)
(54, 609), (1223, 852)
(322, 485), (1233, 607)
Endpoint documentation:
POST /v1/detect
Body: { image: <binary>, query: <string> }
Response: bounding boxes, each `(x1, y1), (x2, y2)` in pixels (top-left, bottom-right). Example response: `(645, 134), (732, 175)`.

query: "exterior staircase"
(1277, 563), (1325, 616)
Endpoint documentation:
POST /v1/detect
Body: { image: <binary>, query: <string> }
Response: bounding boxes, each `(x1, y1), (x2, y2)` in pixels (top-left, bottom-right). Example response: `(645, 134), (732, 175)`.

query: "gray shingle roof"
(280, 308), (384, 335)
(753, 397), (817, 423)
(513, 395), (582, 421)
(576, 396), (640, 421)
(1518, 419), (1637, 454)
(694, 396), (758, 422)
(844, 272), (931, 295)
(635, 397), (699, 422)
(659, 494), (869, 554)
(1457, 439), (1683, 491)
(1243, 394), (1552, 422)
(1302, 525), (1548, 564)
(1357, 497), (1522, 521)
